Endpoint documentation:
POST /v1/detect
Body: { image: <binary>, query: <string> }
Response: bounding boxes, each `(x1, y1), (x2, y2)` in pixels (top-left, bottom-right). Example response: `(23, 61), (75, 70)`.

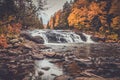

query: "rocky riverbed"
(0, 31), (120, 80)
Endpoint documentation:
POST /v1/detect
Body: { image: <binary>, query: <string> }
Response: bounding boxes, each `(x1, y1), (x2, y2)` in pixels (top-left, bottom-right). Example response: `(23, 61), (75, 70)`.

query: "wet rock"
(7, 50), (19, 56)
(49, 59), (65, 63)
(54, 75), (71, 80)
(20, 31), (44, 44)
(9, 39), (19, 44)
(23, 43), (32, 49)
(38, 71), (44, 75)
(39, 45), (50, 49)
(44, 52), (56, 58)
(32, 54), (44, 60)
(13, 43), (20, 48)
(79, 33), (87, 41)
(74, 58), (92, 67)
(19, 37), (24, 42)
(51, 74), (57, 76)
(20, 31), (32, 39)
(41, 67), (50, 71)
(91, 36), (106, 42)
(54, 53), (63, 59)
(31, 36), (44, 44)
(7, 44), (13, 48)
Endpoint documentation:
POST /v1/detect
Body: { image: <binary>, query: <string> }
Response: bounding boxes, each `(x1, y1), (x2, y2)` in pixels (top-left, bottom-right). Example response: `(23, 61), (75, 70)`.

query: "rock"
(49, 59), (65, 63)
(91, 36), (106, 42)
(41, 67), (50, 71)
(75, 58), (91, 68)
(13, 43), (20, 48)
(38, 45), (50, 49)
(20, 31), (44, 44)
(79, 33), (87, 41)
(32, 54), (44, 60)
(7, 44), (13, 48)
(8, 50), (18, 56)
(31, 36), (44, 44)
(44, 52), (56, 58)
(38, 71), (44, 75)
(54, 75), (71, 80)
(23, 43), (32, 49)
(19, 37), (24, 42)
(54, 53), (63, 59)
(20, 31), (32, 39)
(51, 74), (57, 76)
(9, 39), (19, 44)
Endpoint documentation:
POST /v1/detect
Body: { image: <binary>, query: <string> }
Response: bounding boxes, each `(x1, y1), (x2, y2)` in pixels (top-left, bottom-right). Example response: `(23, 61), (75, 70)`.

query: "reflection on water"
(33, 43), (120, 80)
(34, 59), (63, 80)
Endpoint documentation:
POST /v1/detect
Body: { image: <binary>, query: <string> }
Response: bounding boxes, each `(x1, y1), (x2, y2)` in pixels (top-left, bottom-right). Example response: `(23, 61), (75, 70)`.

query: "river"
(27, 29), (120, 80)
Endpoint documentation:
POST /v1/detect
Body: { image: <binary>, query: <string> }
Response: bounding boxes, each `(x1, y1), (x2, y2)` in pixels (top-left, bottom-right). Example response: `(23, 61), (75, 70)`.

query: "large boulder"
(91, 36), (106, 42)
(31, 36), (44, 44)
(20, 31), (32, 40)
(20, 31), (44, 44)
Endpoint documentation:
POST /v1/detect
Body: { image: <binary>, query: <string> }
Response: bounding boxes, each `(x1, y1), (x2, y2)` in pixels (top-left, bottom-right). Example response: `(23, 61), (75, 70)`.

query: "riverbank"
(0, 33), (48, 80)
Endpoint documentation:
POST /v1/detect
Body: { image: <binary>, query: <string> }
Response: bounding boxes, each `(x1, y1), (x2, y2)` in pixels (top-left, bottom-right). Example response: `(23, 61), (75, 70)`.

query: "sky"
(40, 0), (72, 24)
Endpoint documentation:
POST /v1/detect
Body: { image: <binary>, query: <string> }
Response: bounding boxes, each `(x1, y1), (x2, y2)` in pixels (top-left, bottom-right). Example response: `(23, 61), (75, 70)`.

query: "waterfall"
(82, 33), (94, 43)
(29, 29), (94, 44)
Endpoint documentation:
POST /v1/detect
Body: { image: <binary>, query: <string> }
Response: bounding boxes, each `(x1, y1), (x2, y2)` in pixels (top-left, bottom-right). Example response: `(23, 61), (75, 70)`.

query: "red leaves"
(8, 23), (22, 34)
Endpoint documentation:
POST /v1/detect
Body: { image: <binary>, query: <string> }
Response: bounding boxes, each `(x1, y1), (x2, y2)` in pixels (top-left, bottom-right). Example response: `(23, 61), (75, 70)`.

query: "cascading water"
(29, 29), (94, 44)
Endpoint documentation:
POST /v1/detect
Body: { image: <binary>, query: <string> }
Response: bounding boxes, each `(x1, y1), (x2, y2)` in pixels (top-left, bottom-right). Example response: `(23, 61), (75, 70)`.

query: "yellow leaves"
(8, 16), (15, 22)
(68, 6), (88, 27)
(107, 33), (118, 41)
(88, 2), (103, 19)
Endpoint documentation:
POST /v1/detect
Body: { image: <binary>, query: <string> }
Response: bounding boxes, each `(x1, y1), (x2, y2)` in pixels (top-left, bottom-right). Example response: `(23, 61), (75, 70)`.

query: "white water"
(29, 29), (94, 44)
(34, 59), (63, 80)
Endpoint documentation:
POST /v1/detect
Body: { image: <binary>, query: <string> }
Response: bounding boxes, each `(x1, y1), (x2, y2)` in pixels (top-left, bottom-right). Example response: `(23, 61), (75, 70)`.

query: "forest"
(0, 0), (44, 48)
(47, 0), (120, 42)
(0, 0), (120, 48)
(0, 0), (120, 80)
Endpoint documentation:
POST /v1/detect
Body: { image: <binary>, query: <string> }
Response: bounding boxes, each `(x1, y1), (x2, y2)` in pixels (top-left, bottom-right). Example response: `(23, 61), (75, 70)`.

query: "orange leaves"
(7, 23), (22, 34)
(0, 34), (8, 48)
(0, 15), (22, 48)
(54, 10), (62, 27)
(11, 23), (22, 34)
(88, 2), (103, 20)
(68, 7), (88, 27)
(8, 24), (14, 33)
(8, 16), (16, 22)
(111, 16), (120, 30)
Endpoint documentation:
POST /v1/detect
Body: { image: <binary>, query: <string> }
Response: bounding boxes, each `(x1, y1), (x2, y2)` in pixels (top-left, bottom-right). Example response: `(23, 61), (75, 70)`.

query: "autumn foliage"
(0, 16), (22, 48)
(47, 0), (120, 42)
(0, 34), (8, 48)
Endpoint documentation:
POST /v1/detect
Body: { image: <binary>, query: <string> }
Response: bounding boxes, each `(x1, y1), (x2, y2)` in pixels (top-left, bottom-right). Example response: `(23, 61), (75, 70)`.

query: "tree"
(57, 1), (71, 29)
(0, 0), (17, 20)
(91, 15), (102, 31)
(0, 0), (45, 47)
